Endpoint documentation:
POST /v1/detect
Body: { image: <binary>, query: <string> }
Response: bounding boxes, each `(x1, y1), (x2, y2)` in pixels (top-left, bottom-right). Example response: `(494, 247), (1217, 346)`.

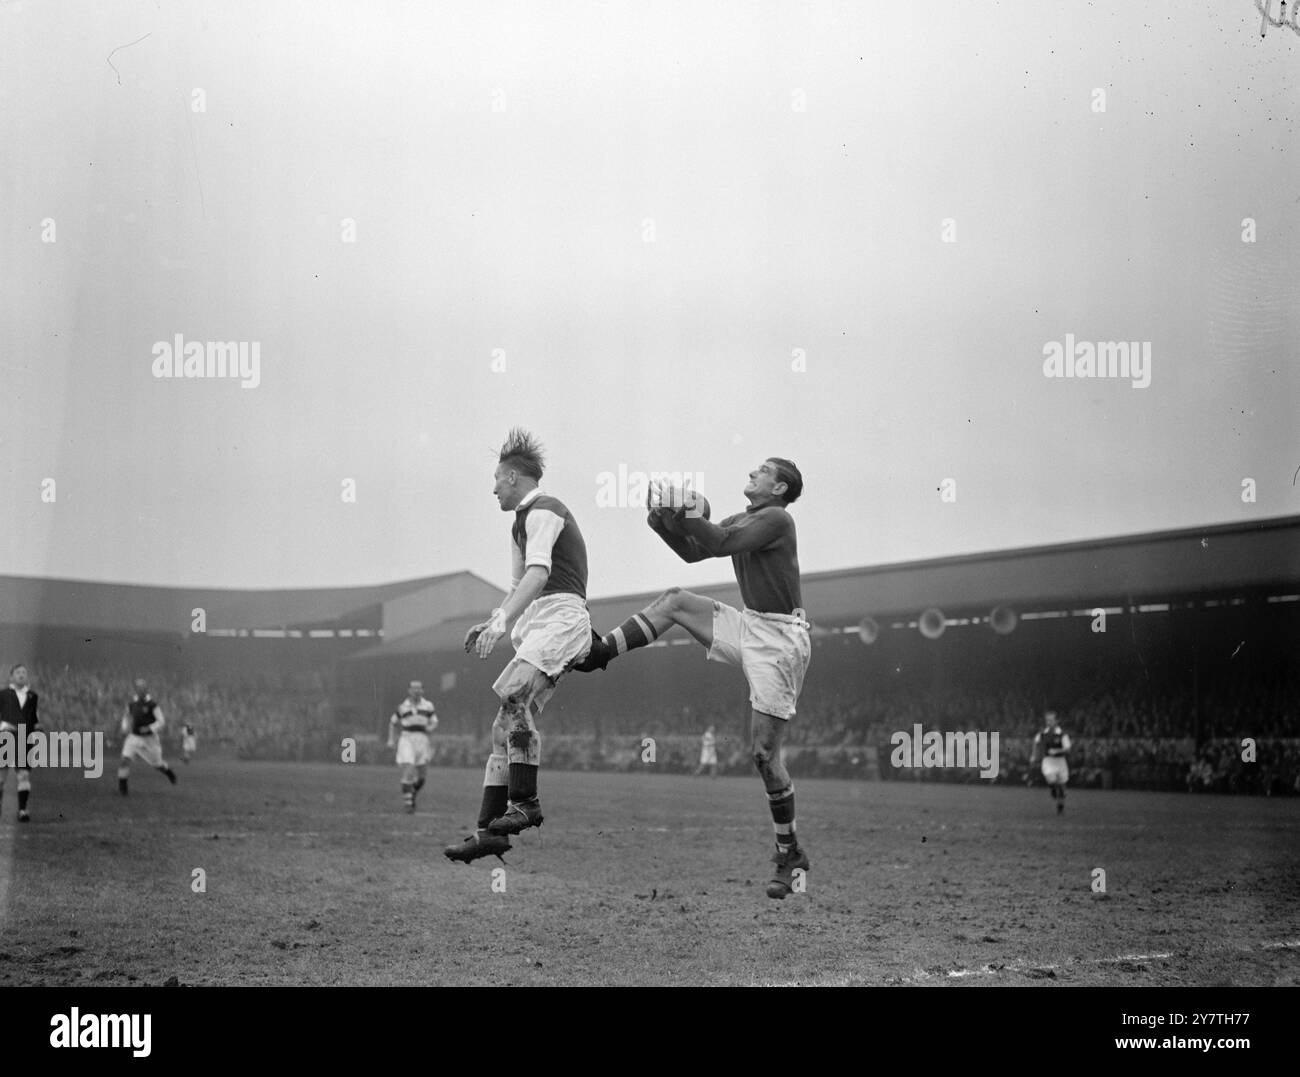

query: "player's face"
(134, 680), (147, 696)
(744, 460), (785, 502)
(10, 666), (28, 688)
(409, 683), (423, 700)
(492, 464), (519, 511)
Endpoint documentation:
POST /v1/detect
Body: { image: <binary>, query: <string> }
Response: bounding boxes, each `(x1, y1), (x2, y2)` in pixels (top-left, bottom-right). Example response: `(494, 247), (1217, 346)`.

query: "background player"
(181, 723), (198, 763)
(117, 678), (178, 794)
(388, 679), (437, 812)
(577, 458), (811, 899)
(444, 429), (593, 864)
(0, 663), (39, 822)
(1030, 710), (1071, 814)
(697, 725), (718, 777)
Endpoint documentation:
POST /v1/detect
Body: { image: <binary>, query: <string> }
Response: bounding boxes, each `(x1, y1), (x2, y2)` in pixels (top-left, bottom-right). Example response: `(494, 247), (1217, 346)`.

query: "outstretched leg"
(575, 587), (716, 671)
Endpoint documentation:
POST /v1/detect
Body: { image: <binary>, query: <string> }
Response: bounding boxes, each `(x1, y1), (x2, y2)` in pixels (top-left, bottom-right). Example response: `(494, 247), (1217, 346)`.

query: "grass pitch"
(1, 758), (1296, 986)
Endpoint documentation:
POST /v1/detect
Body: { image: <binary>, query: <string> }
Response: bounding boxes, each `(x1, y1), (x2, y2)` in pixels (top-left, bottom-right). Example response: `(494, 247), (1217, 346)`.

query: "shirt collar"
(515, 488), (543, 512)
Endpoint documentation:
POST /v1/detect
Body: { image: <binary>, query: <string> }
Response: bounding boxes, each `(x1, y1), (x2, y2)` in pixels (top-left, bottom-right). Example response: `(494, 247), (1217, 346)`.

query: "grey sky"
(2, 1), (1296, 599)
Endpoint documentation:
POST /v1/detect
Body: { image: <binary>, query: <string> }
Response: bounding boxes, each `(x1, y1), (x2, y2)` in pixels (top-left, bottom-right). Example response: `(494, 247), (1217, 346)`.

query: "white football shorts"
(122, 732), (165, 768)
(707, 604), (811, 721)
(396, 731), (433, 767)
(501, 592), (592, 682)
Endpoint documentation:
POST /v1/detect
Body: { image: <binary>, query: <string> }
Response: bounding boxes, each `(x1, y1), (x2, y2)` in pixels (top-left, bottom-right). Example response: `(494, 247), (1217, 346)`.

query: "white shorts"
(122, 732), (165, 768)
(1042, 756), (1069, 784)
(502, 592), (592, 682)
(396, 731), (433, 767)
(707, 604), (811, 720)
(700, 748), (718, 766)
(182, 735), (197, 753)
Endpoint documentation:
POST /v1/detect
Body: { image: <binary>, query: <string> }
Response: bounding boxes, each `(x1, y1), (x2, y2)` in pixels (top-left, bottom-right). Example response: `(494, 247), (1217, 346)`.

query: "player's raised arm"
(677, 503), (790, 558)
(646, 508), (712, 563)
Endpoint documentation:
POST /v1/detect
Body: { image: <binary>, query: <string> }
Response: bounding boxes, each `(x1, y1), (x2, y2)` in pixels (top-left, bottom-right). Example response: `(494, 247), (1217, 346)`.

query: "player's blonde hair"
(498, 427), (545, 481)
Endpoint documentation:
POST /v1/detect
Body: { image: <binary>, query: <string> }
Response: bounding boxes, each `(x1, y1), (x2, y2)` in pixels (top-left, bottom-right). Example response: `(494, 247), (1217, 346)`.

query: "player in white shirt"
(388, 680), (437, 813)
(697, 726), (718, 777)
(181, 723), (198, 763)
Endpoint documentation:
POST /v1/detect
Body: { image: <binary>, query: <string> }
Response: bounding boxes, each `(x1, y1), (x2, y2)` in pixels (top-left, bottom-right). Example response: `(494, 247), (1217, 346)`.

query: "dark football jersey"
(1041, 727), (1067, 755)
(129, 696), (159, 734)
(512, 493), (588, 600)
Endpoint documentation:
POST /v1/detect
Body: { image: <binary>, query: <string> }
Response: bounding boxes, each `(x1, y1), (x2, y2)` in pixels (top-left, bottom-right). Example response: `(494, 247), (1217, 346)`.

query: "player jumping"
(1030, 710), (1071, 814)
(443, 429), (592, 864)
(117, 678), (178, 794)
(575, 459), (811, 899)
(389, 680), (437, 813)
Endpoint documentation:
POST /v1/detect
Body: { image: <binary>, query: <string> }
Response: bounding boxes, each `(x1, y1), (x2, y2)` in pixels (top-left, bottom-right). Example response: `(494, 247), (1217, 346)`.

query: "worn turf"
(0, 759), (1296, 986)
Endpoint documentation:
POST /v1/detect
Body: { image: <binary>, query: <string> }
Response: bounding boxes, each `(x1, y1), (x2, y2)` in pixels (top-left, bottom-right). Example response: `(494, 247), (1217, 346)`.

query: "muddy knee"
(490, 713), (510, 754)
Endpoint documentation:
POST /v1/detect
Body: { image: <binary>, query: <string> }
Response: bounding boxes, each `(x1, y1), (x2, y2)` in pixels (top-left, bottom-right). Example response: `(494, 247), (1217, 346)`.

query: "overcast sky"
(1, 0), (1296, 599)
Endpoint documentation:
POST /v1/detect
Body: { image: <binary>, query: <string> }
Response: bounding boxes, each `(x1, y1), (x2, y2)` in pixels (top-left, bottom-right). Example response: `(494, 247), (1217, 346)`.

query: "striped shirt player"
(0, 663), (39, 822)
(1031, 711), (1071, 814)
(444, 429), (593, 864)
(117, 679), (178, 794)
(576, 458), (812, 900)
(388, 680), (438, 812)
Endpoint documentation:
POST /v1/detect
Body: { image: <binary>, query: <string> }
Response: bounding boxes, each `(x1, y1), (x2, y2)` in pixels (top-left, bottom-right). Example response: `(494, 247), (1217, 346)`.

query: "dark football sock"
(477, 785), (509, 831)
(17, 790), (28, 812)
(508, 763), (538, 803)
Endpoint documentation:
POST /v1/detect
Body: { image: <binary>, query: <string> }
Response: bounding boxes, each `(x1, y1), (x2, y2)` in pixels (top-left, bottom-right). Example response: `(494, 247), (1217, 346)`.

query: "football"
(660, 493), (710, 535)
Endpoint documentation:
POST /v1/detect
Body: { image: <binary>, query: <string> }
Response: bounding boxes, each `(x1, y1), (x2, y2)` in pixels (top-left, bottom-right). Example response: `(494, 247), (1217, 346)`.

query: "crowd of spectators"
(16, 662), (333, 759)
(9, 659), (1297, 793)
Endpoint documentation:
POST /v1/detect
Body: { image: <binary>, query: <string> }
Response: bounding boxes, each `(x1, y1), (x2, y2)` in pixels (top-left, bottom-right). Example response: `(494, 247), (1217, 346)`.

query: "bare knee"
(651, 586), (684, 613)
(752, 741), (774, 775)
